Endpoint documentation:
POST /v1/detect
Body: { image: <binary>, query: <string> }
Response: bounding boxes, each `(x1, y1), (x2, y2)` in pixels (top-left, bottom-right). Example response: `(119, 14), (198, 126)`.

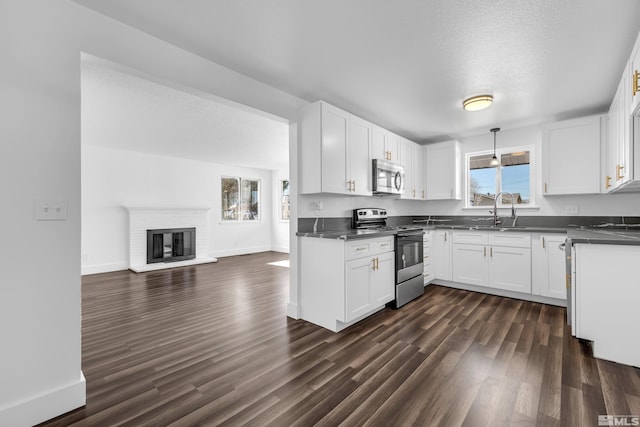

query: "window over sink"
(466, 146), (535, 208)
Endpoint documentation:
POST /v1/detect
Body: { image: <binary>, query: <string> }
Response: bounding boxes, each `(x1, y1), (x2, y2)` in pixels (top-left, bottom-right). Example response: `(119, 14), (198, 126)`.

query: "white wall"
(271, 169), (290, 253)
(298, 122), (640, 219)
(82, 145), (277, 274)
(1, 1), (304, 425)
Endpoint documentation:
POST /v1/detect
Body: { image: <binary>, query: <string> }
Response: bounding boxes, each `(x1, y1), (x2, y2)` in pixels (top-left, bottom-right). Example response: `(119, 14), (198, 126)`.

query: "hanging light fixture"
(463, 95), (493, 111)
(489, 127), (500, 167)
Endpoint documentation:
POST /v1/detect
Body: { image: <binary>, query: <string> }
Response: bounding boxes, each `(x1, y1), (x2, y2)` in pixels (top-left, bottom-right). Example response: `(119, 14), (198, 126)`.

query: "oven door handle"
(396, 230), (425, 237)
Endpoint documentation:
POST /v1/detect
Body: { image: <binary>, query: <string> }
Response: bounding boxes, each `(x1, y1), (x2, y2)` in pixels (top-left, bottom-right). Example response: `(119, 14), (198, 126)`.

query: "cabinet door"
(349, 116), (372, 196)
(413, 144), (425, 200)
(452, 244), (488, 286)
(400, 138), (413, 199)
(345, 257), (373, 322)
(606, 81), (621, 192)
(387, 132), (400, 163)
(371, 252), (395, 305)
(372, 125), (388, 160)
(426, 141), (461, 200)
(630, 42), (640, 115)
(532, 234), (567, 300)
(542, 115), (601, 195)
(489, 246), (531, 293)
(433, 230), (452, 280)
(321, 103), (349, 194)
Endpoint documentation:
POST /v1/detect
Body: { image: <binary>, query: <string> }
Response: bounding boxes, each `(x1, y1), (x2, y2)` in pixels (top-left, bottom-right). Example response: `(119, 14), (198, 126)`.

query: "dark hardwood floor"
(39, 251), (640, 426)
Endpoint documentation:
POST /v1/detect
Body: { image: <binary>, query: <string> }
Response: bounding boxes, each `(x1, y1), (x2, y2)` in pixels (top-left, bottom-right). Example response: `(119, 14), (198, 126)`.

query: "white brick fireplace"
(126, 207), (217, 272)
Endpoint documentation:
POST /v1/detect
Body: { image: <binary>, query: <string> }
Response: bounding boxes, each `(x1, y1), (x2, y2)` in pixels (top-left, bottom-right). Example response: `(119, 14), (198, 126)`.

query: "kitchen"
(4, 1), (640, 426)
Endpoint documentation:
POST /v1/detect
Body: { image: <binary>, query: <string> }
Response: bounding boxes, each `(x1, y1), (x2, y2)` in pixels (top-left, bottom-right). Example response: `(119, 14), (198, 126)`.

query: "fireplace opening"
(147, 227), (196, 264)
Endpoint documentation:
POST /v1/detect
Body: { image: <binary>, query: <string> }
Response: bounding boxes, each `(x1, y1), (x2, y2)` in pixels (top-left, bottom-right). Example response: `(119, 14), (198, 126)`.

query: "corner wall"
(0, 1), (305, 424)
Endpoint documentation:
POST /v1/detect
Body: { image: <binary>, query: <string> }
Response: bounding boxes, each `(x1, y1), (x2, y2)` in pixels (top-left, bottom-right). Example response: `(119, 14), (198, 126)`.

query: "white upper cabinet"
(400, 138), (413, 200)
(372, 125), (400, 162)
(412, 143), (425, 200)
(630, 35), (640, 115)
(541, 115), (602, 195)
(299, 101), (372, 196)
(425, 140), (461, 200)
(349, 115), (373, 196)
(400, 138), (425, 200)
(606, 62), (632, 192)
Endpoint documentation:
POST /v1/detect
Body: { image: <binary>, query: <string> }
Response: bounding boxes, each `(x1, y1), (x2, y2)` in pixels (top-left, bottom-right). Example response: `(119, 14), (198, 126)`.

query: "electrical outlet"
(565, 205), (579, 215)
(34, 200), (68, 220)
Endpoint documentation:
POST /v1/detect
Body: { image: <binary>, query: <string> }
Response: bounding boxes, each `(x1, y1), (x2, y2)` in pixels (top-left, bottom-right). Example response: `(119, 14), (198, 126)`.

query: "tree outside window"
(222, 177), (260, 221)
(281, 180), (290, 220)
(467, 148), (533, 208)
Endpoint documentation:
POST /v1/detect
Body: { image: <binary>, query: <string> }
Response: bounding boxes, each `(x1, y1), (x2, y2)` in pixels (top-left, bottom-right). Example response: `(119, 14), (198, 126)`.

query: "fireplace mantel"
(125, 206), (217, 273)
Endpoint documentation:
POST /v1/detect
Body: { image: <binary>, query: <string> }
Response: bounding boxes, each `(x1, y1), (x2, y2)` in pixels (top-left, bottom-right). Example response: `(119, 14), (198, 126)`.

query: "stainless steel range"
(353, 208), (424, 308)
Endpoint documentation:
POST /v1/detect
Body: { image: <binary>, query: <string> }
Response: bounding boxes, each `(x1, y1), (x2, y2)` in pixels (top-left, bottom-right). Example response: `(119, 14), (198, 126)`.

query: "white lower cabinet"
(423, 230), (434, 284)
(531, 233), (567, 300)
(300, 235), (395, 332)
(489, 245), (531, 293)
(574, 243), (640, 367)
(452, 244), (488, 286)
(432, 230), (452, 280)
(451, 230), (532, 294)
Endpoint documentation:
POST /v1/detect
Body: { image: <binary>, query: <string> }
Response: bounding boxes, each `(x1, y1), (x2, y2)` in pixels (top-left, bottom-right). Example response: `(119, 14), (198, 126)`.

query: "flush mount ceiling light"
(489, 127), (500, 167)
(463, 95), (493, 111)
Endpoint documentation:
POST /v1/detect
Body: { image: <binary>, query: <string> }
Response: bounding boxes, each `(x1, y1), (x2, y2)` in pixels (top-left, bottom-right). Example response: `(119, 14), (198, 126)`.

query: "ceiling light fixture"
(489, 127), (500, 167)
(463, 95), (493, 111)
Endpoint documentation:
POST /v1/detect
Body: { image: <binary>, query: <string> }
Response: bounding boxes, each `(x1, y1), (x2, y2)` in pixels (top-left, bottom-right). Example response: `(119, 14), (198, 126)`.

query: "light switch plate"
(35, 200), (68, 220)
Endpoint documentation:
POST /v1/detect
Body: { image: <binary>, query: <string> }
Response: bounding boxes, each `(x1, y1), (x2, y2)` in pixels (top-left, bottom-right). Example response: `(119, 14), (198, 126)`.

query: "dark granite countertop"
(568, 228), (640, 246)
(296, 229), (398, 240)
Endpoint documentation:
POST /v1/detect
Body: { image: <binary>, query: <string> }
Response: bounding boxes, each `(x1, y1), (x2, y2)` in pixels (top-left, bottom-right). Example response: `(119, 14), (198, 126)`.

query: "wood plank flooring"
(39, 251), (640, 426)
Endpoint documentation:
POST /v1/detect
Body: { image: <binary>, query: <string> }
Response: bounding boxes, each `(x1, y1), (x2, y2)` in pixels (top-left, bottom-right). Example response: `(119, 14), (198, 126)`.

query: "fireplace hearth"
(147, 227), (196, 264)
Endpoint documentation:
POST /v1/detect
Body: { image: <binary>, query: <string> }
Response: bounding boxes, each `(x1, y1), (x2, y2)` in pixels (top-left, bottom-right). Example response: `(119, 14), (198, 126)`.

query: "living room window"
(221, 177), (260, 221)
(466, 146), (534, 208)
(280, 179), (290, 220)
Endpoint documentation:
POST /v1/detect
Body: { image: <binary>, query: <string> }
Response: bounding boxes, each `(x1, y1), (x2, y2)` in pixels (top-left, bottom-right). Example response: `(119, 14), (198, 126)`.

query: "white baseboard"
(431, 280), (567, 307)
(286, 302), (299, 319)
(212, 245), (273, 258)
(271, 245), (290, 254)
(0, 372), (86, 427)
(81, 261), (129, 276)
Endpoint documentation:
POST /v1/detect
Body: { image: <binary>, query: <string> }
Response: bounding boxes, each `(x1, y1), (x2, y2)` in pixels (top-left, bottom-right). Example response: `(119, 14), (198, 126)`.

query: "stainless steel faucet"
(490, 192), (516, 226)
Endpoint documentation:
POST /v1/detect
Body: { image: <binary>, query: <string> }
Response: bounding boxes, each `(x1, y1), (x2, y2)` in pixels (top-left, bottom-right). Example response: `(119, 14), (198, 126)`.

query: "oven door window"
(397, 234), (423, 269)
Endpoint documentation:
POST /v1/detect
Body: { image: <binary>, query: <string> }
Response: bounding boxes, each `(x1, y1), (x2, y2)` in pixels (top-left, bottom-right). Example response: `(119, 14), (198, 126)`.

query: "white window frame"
(221, 176), (261, 222)
(465, 144), (536, 209)
(280, 179), (290, 221)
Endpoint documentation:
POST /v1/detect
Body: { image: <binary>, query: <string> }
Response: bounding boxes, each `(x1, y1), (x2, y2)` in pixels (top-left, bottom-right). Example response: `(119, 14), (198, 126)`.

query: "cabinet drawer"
(452, 230), (488, 245)
(345, 236), (394, 260)
(488, 232), (531, 248)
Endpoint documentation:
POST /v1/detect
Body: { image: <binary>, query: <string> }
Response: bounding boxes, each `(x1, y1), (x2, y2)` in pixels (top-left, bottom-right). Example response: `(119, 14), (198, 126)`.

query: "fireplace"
(146, 227), (196, 264)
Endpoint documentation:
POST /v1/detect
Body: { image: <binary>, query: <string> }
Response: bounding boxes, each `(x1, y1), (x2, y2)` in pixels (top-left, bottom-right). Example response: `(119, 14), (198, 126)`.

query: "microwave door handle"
(394, 171), (402, 191)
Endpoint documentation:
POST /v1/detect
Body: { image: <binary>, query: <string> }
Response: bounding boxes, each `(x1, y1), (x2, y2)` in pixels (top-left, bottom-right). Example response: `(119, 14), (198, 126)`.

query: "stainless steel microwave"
(372, 159), (405, 195)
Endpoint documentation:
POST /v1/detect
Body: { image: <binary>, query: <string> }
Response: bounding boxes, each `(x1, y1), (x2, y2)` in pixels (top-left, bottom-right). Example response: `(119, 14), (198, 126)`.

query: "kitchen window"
(221, 177), (260, 221)
(280, 179), (290, 220)
(466, 146), (534, 208)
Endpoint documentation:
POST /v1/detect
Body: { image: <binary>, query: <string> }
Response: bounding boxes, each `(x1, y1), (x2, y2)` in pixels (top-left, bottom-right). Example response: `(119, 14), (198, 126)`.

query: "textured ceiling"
(81, 57), (289, 171)
(75, 0), (640, 144)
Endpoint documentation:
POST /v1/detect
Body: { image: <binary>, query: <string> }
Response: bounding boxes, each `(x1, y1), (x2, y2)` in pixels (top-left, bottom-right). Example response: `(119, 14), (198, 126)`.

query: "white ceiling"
(81, 57), (290, 171)
(76, 0), (640, 147)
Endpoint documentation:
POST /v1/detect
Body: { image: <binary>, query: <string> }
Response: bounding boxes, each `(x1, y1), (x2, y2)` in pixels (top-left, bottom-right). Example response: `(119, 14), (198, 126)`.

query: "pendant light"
(489, 127), (500, 167)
